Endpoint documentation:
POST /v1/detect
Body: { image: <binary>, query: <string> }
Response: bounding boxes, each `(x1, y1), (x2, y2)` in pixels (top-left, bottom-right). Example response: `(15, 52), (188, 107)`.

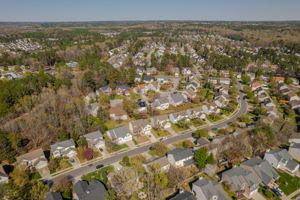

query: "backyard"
(277, 171), (300, 195)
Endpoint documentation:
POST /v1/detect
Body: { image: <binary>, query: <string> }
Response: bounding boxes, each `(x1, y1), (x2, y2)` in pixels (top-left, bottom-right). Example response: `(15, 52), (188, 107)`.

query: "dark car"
(96, 164), (104, 169)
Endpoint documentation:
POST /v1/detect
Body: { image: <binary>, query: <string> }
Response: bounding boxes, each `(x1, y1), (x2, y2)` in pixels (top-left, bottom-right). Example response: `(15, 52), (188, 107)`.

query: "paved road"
(50, 82), (247, 182)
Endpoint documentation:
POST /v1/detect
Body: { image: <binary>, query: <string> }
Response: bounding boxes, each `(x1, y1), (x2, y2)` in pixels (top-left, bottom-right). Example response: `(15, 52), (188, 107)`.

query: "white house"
(169, 110), (190, 124)
(152, 97), (170, 110)
(83, 130), (105, 150)
(51, 139), (77, 158)
(107, 126), (132, 145)
(167, 148), (194, 167)
(151, 115), (171, 129)
(264, 149), (299, 173)
(129, 119), (152, 135)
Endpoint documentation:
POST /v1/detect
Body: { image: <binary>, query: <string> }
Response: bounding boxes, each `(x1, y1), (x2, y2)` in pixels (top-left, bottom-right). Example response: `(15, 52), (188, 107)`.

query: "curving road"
(50, 82), (247, 182)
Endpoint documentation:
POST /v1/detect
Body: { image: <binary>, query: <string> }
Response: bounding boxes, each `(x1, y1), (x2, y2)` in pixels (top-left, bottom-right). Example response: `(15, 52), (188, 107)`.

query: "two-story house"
(167, 148), (194, 168)
(107, 126), (132, 145)
(83, 130), (105, 150)
(51, 139), (77, 158)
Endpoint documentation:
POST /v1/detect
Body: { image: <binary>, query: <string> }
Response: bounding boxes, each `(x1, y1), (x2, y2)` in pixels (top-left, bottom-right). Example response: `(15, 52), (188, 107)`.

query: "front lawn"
(29, 172), (41, 180)
(207, 114), (223, 122)
(190, 118), (205, 127)
(152, 129), (170, 138)
(277, 171), (300, 195)
(258, 185), (280, 200)
(133, 135), (149, 144)
(173, 140), (194, 148)
(171, 123), (189, 133)
(81, 166), (114, 184)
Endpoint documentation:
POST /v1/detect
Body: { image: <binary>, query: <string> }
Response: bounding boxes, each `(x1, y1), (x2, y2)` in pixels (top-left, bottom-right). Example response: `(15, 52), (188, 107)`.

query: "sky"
(0, 0), (300, 22)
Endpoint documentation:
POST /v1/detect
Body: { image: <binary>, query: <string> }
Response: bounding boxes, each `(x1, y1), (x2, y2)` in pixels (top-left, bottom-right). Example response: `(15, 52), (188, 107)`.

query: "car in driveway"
(96, 164), (104, 169)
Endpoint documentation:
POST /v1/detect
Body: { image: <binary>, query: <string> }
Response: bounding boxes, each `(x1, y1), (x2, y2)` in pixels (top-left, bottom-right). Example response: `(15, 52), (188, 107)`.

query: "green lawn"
(277, 171), (300, 195)
(152, 129), (170, 138)
(207, 115), (223, 122)
(29, 172), (42, 180)
(190, 118), (205, 127)
(81, 166), (114, 184)
(171, 124), (189, 133)
(173, 140), (195, 148)
(258, 185), (280, 200)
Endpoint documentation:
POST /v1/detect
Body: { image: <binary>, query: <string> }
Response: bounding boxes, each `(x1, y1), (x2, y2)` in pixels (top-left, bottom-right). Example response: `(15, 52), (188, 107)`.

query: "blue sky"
(0, 0), (299, 22)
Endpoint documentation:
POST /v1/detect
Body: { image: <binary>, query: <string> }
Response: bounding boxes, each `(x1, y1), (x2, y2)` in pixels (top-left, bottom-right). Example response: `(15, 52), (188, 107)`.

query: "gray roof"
(45, 192), (63, 200)
(241, 158), (279, 185)
(51, 139), (75, 152)
(290, 143), (300, 150)
(286, 160), (299, 171)
(153, 97), (169, 107)
(168, 148), (194, 162)
(222, 166), (260, 192)
(266, 149), (292, 162)
(193, 178), (230, 200)
(83, 130), (103, 140)
(73, 180), (106, 200)
(107, 126), (130, 140)
(169, 93), (186, 104)
(170, 191), (196, 200)
(143, 75), (154, 81)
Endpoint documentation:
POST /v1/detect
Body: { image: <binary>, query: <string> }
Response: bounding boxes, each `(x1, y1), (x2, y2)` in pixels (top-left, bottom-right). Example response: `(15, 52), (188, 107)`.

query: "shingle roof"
(170, 93), (186, 104)
(16, 148), (45, 162)
(45, 192), (63, 200)
(107, 126), (130, 140)
(51, 139), (75, 152)
(241, 158), (279, 185)
(170, 191), (196, 200)
(193, 178), (230, 200)
(168, 148), (194, 162)
(84, 130), (103, 140)
(73, 180), (106, 200)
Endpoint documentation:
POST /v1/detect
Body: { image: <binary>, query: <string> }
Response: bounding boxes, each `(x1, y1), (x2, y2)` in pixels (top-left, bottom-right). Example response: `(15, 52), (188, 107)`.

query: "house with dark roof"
(143, 75), (154, 83)
(289, 143), (300, 161)
(192, 177), (230, 200)
(116, 85), (130, 96)
(264, 149), (299, 174)
(240, 158), (279, 186)
(45, 192), (63, 200)
(50, 139), (77, 158)
(169, 190), (196, 200)
(83, 130), (105, 150)
(221, 166), (260, 198)
(73, 180), (107, 200)
(107, 126), (132, 145)
(167, 148), (194, 168)
(96, 86), (112, 95)
(156, 75), (170, 84)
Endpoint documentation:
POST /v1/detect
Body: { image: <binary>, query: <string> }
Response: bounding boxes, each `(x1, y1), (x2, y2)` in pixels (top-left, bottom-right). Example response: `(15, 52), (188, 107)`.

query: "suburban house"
(186, 81), (199, 92)
(136, 67), (145, 75)
(181, 68), (192, 75)
(156, 75), (169, 84)
(51, 139), (77, 158)
(152, 97), (170, 110)
(221, 166), (260, 198)
(251, 82), (263, 91)
(0, 166), (8, 184)
(192, 177), (230, 200)
(170, 190), (196, 200)
(83, 130), (105, 150)
(144, 156), (170, 172)
(240, 158), (279, 186)
(73, 180), (107, 200)
(116, 85), (130, 96)
(45, 192), (63, 200)
(143, 75), (154, 83)
(286, 92), (300, 102)
(134, 74), (142, 82)
(219, 77), (231, 85)
(107, 126), (132, 145)
(272, 76), (285, 83)
(168, 93), (187, 107)
(151, 114), (171, 129)
(169, 110), (190, 124)
(183, 89), (197, 99)
(208, 77), (218, 84)
(129, 119), (152, 135)
(109, 99), (128, 121)
(214, 95), (229, 108)
(147, 81), (160, 92)
(86, 103), (99, 117)
(16, 148), (48, 170)
(96, 86), (112, 95)
(187, 107), (206, 120)
(288, 143), (300, 161)
(84, 92), (96, 104)
(136, 99), (147, 113)
(146, 67), (157, 75)
(167, 148), (194, 167)
(289, 100), (300, 110)
(264, 149), (300, 173)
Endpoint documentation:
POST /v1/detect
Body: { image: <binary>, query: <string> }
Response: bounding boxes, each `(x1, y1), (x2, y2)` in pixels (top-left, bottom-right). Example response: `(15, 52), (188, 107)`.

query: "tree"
(194, 147), (215, 169)
(193, 129), (209, 139)
(52, 176), (72, 193)
(84, 148), (94, 160)
(0, 131), (17, 163)
(28, 181), (49, 200)
(10, 166), (29, 187)
(121, 156), (130, 166)
(241, 74), (251, 84)
(77, 137), (88, 147)
(150, 142), (169, 156)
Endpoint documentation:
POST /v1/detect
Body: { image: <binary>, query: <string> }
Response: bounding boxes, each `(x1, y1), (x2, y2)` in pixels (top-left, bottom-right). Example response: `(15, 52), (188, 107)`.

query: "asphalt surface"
(50, 82), (247, 182)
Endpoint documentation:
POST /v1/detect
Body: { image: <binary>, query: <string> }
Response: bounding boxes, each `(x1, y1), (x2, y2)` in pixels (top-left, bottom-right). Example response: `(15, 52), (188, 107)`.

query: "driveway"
(251, 192), (266, 200)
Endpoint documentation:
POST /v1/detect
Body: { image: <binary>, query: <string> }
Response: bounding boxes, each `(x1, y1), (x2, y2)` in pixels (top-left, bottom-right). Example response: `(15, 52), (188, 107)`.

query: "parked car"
(96, 164), (104, 169)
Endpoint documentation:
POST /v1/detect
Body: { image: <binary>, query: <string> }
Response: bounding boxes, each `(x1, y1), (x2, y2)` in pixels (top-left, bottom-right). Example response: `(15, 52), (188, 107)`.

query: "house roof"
(145, 156), (169, 168)
(51, 140), (75, 152)
(265, 149), (292, 162)
(152, 114), (169, 123)
(109, 105), (127, 116)
(16, 148), (45, 163)
(241, 158), (279, 185)
(153, 97), (169, 107)
(73, 180), (106, 200)
(222, 166), (260, 191)
(169, 93), (186, 104)
(107, 126), (130, 140)
(45, 192), (63, 200)
(168, 148), (194, 162)
(193, 178), (230, 200)
(170, 190), (196, 200)
(143, 75), (154, 81)
(290, 143), (300, 150)
(84, 130), (103, 140)
(130, 119), (149, 131)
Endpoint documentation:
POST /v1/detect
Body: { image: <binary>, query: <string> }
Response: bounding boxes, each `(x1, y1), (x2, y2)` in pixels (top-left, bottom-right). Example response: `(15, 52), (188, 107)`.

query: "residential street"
(49, 82), (247, 182)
